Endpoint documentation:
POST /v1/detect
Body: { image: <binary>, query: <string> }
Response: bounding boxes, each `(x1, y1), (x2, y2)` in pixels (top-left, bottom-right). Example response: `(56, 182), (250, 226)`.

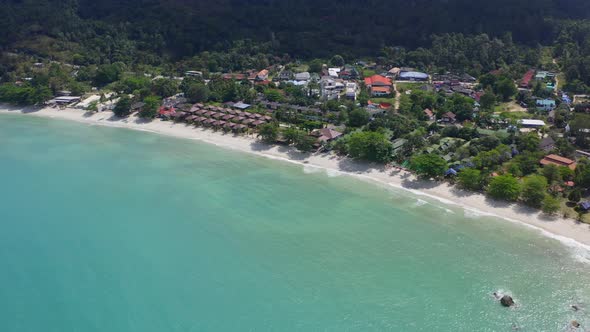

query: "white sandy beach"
(3, 105), (590, 252)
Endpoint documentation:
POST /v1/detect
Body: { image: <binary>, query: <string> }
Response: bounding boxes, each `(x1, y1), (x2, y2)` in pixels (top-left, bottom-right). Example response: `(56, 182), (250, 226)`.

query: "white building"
(185, 71), (203, 77)
(47, 96), (81, 105)
(328, 68), (341, 78)
(294, 72), (311, 81)
(520, 119), (546, 128)
(345, 82), (358, 100)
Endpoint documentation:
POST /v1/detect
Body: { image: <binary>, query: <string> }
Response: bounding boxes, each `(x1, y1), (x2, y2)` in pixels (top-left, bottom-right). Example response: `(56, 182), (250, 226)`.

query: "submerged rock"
(500, 295), (515, 307)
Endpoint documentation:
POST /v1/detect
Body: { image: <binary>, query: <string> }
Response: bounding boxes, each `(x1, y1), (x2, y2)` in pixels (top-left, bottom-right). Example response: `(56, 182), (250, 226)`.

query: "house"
(580, 201), (590, 212)
(364, 75), (392, 96)
(222, 73), (246, 80)
(520, 119), (546, 128)
(423, 108), (435, 121)
(535, 71), (555, 80)
(441, 112), (456, 123)
(328, 68), (341, 78)
(339, 65), (359, 80)
(540, 154), (577, 170)
(520, 69), (535, 88)
(48, 96), (82, 105)
(294, 72), (311, 81)
(398, 71), (429, 81)
(233, 102), (251, 110)
(536, 99), (556, 112)
(311, 128), (342, 143)
(256, 69), (269, 81)
(158, 106), (176, 119)
(445, 168), (458, 176)
(277, 70), (293, 81)
(539, 136), (556, 152)
(345, 82), (358, 100)
(387, 67), (401, 78)
(185, 71), (203, 77)
(320, 76), (345, 100)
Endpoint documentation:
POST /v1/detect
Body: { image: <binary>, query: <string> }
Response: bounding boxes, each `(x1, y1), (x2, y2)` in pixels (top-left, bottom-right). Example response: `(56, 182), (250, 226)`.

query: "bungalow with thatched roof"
(311, 128), (343, 143)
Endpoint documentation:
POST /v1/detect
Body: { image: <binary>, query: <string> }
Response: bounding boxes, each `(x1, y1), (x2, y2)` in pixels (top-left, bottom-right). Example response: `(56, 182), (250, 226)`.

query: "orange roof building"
(540, 154), (577, 170)
(256, 69), (269, 81)
(364, 75), (392, 96)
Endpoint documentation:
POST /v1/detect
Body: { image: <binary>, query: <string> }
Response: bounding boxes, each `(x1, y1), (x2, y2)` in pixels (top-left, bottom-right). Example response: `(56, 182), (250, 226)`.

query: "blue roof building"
(399, 71), (429, 81)
(233, 102), (251, 110)
(444, 168), (458, 176)
(580, 201), (590, 211)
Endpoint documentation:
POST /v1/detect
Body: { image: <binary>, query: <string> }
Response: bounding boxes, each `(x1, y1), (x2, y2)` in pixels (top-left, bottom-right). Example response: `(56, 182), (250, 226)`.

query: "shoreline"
(3, 105), (590, 252)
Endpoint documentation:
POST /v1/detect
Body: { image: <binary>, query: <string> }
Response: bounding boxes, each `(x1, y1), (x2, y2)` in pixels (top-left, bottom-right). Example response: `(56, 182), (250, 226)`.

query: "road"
(393, 82), (400, 111)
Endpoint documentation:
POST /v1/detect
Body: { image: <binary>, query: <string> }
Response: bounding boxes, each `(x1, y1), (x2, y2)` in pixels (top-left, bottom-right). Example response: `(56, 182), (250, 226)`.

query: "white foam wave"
(464, 209), (494, 219)
(302, 165), (323, 174)
(413, 199), (428, 207)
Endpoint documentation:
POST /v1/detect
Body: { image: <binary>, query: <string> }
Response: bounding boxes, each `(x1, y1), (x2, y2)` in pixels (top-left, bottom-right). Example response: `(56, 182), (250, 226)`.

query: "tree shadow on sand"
(336, 158), (387, 174)
(133, 117), (153, 125)
(400, 177), (443, 191)
(1, 105), (41, 114)
(250, 140), (273, 152)
(483, 196), (514, 209)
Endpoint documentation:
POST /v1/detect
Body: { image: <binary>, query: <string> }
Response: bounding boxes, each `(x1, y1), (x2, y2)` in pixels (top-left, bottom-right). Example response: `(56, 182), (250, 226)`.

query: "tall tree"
(521, 175), (548, 207)
(113, 95), (132, 117)
(457, 168), (483, 191)
(257, 123), (279, 143)
(139, 96), (160, 119)
(410, 154), (447, 179)
(347, 131), (393, 163)
(487, 175), (521, 201)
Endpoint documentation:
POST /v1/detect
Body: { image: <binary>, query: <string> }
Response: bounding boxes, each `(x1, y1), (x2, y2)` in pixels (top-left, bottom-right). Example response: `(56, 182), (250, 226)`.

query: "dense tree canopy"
(410, 154), (447, 179)
(347, 131), (393, 163)
(521, 175), (548, 208)
(487, 175), (521, 201)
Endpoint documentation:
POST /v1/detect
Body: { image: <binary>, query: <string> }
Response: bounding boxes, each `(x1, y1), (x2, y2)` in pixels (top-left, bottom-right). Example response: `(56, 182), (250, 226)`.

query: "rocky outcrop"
(500, 295), (515, 307)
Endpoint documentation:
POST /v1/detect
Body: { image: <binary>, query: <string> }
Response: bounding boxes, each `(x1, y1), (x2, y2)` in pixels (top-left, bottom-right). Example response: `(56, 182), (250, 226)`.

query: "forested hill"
(1, 0), (590, 60)
(70, 0), (590, 56)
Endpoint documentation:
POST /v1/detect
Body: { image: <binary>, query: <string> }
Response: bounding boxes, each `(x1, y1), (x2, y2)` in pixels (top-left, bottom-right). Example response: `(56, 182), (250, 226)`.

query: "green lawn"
(369, 97), (395, 104)
(493, 101), (527, 114)
(539, 47), (554, 68)
(561, 201), (590, 224)
(363, 69), (376, 78)
(292, 64), (309, 72)
(396, 83), (426, 93)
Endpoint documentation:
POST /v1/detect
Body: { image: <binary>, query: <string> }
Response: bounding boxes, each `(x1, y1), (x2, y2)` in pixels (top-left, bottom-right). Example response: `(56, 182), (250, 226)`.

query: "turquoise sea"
(2, 114), (590, 331)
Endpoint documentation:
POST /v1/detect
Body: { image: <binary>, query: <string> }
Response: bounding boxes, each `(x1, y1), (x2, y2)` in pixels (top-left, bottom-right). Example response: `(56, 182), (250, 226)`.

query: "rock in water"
(500, 295), (515, 307)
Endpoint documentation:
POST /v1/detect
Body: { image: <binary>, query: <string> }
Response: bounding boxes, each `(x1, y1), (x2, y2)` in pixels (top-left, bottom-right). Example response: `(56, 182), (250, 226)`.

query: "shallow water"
(1, 114), (589, 331)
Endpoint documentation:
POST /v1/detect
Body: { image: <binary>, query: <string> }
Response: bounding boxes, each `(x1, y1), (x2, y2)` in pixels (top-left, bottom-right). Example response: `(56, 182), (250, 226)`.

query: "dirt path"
(393, 82), (400, 111)
(552, 58), (560, 91)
